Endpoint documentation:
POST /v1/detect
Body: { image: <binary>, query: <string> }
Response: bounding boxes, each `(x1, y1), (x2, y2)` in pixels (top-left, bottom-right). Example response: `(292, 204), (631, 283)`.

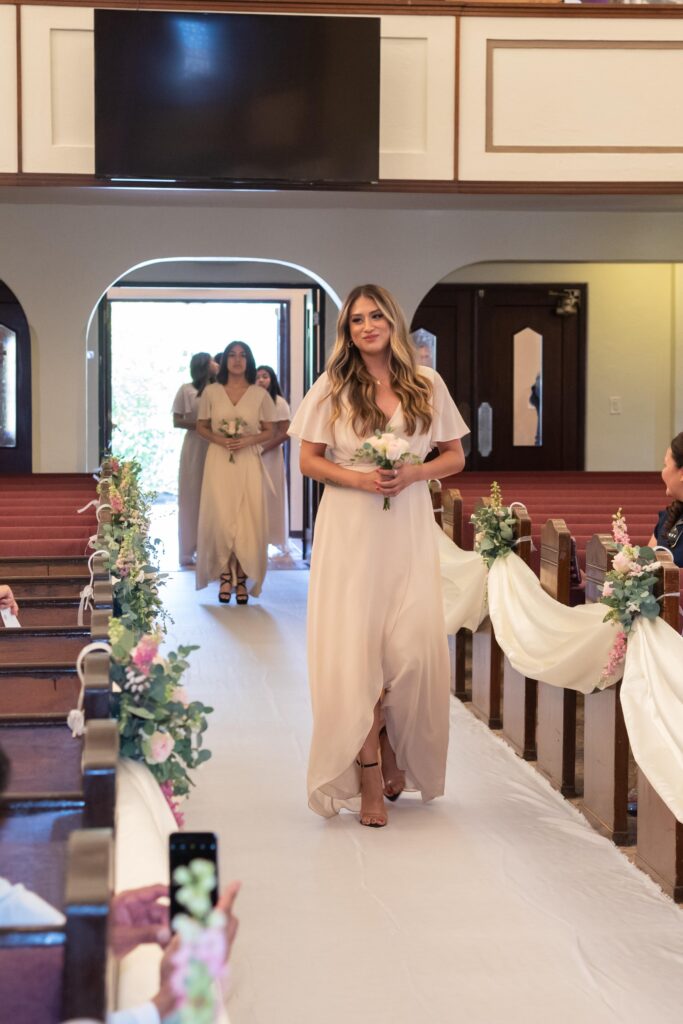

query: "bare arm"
(261, 419), (290, 455)
(299, 438), (465, 497)
(173, 413), (196, 431)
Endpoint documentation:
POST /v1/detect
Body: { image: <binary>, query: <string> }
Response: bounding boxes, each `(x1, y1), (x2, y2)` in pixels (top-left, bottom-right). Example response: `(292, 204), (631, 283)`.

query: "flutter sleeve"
(258, 389), (278, 422)
(275, 395), (291, 420)
(197, 386), (212, 420)
(429, 370), (470, 444)
(172, 384), (192, 416)
(288, 373), (335, 447)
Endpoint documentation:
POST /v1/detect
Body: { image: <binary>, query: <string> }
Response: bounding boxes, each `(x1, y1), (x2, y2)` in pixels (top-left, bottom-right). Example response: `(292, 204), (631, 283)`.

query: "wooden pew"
(0, 551), (108, 580)
(0, 650), (111, 722)
(0, 607), (110, 664)
(0, 828), (112, 1024)
(635, 550), (683, 901)
(440, 489), (471, 702)
(501, 505), (537, 760)
(535, 519), (579, 795)
(580, 534), (633, 845)
(470, 499), (503, 729)
(1, 579), (113, 629)
(0, 719), (118, 916)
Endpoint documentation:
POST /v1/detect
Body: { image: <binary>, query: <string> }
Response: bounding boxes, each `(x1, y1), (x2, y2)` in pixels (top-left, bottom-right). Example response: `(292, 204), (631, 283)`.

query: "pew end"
(501, 505), (537, 760)
(536, 519), (579, 796)
(635, 549), (683, 901)
(580, 534), (633, 846)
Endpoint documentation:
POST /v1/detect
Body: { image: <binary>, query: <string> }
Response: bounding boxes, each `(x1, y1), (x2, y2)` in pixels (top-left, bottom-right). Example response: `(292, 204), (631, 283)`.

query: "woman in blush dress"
(289, 284), (468, 827)
(195, 342), (277, 605)
(172, 352), (218, 567)
(255, 365), (291, 554)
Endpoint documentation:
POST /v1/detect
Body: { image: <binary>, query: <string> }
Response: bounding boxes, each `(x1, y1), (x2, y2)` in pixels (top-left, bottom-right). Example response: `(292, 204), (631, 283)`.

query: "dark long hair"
(217, 341), (257, 385)
(256, 365), (284, 403)
(189, 352), (214, 396)
(664, 431), (683, 533)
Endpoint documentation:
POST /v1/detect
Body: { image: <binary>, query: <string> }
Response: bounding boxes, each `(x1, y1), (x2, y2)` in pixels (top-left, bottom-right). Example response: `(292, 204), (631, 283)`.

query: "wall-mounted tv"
(94, 10), (380, 185)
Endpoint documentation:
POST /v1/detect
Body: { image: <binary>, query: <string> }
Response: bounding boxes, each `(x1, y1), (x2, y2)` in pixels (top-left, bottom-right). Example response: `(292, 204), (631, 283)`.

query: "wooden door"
(411, 283), (586, 471)
(0, 283), (32, 474)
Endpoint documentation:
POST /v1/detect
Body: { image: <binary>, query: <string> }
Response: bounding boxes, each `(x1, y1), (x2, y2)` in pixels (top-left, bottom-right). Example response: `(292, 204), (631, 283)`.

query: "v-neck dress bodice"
(289, 367), (469, 817)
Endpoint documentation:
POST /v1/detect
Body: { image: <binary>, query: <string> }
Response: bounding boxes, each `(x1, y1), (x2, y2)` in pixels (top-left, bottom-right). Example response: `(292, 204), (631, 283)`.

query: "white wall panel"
(21, 5), (94, 173)
(0, 6), (18, 173)
(460, 17), (683, 182)
(380, 16), (455, 181)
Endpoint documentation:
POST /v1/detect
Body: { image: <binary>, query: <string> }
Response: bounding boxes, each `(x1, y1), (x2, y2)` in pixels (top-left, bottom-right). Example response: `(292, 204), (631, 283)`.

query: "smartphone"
(169, 831), (219, 924)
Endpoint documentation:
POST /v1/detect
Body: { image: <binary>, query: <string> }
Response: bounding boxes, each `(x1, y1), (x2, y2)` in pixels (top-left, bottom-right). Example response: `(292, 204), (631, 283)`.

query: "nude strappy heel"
(356, 760), (388, 828)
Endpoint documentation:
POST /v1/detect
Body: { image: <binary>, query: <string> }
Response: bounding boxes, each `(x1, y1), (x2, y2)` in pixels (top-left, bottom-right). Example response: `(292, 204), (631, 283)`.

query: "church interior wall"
(0, 194), (682, 473)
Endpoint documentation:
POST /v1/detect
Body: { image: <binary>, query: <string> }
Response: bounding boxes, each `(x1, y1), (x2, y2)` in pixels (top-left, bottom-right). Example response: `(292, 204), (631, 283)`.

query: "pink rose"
(612, 551), (634, 574)
(131, 634), (160, 675)
(111, 494), (124, 513)
(171, 686), (190, 707)
(602, 581), (614, 598)
(143, 730), (174, 764)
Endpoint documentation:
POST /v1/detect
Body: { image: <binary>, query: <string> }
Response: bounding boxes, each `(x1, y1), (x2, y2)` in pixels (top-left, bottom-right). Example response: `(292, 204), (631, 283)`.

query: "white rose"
(385, 439), (405, 462)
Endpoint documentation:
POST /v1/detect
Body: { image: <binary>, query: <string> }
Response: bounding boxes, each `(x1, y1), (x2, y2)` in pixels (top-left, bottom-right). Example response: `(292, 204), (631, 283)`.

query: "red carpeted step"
(0, 527), (94, 540)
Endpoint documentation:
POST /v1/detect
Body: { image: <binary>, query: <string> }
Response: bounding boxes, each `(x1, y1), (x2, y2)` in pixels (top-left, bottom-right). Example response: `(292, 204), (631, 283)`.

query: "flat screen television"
(94, 10), (380, 185)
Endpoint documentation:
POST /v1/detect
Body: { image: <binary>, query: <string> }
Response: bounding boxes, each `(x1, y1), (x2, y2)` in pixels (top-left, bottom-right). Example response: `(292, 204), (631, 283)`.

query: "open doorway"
(95, 265), (333, 568)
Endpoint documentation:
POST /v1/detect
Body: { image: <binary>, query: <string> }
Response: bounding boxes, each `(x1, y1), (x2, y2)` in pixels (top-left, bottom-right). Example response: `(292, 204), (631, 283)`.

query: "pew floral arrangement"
(169, 859), (227, 1024)
(470, 482), (523, 568)
(96, 454), (168, 634)
(352, 428), (422, 510)
(599, 508), (660, 679)
(108, 619), (213, 824)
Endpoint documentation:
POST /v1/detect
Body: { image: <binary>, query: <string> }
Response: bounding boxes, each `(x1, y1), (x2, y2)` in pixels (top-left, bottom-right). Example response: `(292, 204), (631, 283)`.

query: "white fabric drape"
(435, 524), (488, 633)
(487, 552), (622, 694)
(437, 538), (683, 823)
(621, 617), (683, 823)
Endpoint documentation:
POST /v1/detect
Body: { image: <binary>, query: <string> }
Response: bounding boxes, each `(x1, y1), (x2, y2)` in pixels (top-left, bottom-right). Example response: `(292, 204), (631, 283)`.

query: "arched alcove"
(85, 256), (341, 558)
(0, 281), (32, 474)
(411, 260), (682, 474)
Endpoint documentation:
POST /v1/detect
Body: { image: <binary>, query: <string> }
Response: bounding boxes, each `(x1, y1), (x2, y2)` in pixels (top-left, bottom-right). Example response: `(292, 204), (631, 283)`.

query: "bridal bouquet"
(599, 508), (660, 679)
(219, 417), (248, 463)
(352, 428), (421, 510)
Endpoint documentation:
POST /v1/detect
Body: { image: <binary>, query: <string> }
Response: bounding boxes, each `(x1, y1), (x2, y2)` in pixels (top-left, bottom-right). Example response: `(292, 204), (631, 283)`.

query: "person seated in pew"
(0, 746), (241, 1023)
(0, 584), (18, 618)
(649, 431), (683, 567)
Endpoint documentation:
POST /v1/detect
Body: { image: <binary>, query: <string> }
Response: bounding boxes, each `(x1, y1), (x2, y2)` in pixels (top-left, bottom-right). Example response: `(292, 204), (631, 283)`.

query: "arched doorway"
(0, 282), (31, 474)
(89, 257), (339, 561)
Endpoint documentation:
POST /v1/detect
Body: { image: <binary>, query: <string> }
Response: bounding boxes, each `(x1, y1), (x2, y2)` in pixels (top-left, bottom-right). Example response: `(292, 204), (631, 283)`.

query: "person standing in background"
(196, 342), (277, 604)
(172, 353), (219, 567)
(256, 365), (291, 555)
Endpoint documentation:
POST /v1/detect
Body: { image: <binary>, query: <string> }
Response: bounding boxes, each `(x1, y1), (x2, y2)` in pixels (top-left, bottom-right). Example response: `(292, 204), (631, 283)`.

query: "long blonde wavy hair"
(324, 284), (433, 438)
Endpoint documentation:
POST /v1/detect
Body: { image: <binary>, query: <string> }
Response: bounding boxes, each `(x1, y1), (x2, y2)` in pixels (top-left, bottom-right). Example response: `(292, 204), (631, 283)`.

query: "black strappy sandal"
(356, 760), (388, 828)
(218, 572), (232, 604)
(235, 573), (249, 605)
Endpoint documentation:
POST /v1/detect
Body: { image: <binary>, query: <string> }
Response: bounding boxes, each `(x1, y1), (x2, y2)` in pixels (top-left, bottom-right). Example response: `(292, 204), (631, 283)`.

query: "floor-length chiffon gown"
(195, 382), (277, 596)
(262, 394), (291, 550)
(172, 382), (209, 565)
(289, 367), (469, 816)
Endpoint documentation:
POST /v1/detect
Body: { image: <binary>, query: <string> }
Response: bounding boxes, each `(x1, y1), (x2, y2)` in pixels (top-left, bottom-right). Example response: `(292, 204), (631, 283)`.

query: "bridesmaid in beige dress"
(289, 284), (468, 827)
(172, 352), (218, 566)
(255, 364), (291, 553)
(196, 342), (277, 604)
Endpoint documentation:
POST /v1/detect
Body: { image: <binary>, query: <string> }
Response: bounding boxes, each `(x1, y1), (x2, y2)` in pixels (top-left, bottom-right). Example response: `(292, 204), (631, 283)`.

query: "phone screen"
(169, 831), (219, 924)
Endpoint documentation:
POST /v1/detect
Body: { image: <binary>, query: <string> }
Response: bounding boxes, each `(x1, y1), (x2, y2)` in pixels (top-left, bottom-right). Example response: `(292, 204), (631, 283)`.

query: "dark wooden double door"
(411, 284), (586, 471)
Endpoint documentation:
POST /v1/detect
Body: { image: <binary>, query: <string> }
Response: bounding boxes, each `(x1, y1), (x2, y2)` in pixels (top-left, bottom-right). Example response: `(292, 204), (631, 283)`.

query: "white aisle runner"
(163, 569), (683, 1024)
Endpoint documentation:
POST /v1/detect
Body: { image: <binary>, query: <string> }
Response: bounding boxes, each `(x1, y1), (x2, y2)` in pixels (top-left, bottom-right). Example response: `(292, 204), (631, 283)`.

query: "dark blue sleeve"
(653, 508), (667, 545)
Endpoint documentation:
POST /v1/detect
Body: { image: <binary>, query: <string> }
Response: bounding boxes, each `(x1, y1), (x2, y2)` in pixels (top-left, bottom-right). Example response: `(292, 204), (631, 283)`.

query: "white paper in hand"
(0, 607), (20, 629)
